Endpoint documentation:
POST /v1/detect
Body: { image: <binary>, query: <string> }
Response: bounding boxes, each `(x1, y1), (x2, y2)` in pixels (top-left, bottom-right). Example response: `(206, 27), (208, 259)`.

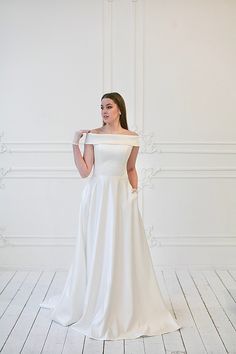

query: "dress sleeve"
(84, 133), (140, 146)
(84, 133), (94, 145)
(130, 135), (140, 146)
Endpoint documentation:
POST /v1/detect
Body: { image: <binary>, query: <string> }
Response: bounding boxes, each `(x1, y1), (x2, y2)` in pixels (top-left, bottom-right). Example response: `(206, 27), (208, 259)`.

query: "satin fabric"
(40, 132), (181, 340)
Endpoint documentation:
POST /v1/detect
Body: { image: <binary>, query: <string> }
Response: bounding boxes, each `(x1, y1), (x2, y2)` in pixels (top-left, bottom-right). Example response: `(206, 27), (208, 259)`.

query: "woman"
(40, 92), (181, 340)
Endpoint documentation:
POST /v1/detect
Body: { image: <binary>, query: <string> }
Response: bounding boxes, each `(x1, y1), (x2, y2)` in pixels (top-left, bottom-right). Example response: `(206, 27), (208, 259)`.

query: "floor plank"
(0, 271), (41, 351)
(0, 271), (28, 318)
(143, 335), (165, 354)
(176, 270), (227, 353)
(216, 269), (236, 302)
(0, 268), (235, 354)
(125, 337), (145, 354)
(164, 269), (206, 354)
(83, 336), (104, 354)
(1, 271), (55, 354)
(0, 271), (16, 294)
(159, 270), (185, 353)
(21, 271), (66, 354)
(190, 269), (236, 353)
(61, 327), (85, 354)
(203, 270), (236, 330)
(104, 338), (124, 354)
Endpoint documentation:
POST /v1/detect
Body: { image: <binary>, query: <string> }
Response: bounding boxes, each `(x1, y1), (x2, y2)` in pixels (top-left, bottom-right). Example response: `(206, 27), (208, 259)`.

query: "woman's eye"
(101, 106), (112, 109)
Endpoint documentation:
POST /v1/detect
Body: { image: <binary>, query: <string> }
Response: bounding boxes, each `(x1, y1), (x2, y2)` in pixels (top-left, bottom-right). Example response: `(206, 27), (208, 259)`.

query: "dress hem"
(70, 323), (182, 341)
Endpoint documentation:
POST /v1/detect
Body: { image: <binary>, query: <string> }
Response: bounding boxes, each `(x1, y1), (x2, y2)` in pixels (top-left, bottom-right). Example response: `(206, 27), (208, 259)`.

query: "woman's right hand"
(72, 129), (91, 145)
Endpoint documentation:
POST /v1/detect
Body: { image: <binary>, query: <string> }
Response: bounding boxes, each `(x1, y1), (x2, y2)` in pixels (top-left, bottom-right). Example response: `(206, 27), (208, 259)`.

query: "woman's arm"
(72, 130), (94, 178)
(126, 146), (139, 189)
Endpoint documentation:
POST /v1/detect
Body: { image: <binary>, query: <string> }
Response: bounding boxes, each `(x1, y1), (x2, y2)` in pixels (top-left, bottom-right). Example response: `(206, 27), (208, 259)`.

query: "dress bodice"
(84, 133), (140, 177)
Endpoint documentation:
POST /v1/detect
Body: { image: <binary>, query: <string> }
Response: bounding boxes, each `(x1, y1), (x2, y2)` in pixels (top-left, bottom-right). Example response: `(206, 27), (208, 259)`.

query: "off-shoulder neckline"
(88, 132), (139, 137)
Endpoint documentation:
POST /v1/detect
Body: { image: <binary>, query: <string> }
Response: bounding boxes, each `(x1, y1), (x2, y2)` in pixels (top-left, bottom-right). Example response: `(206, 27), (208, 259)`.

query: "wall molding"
(1, 167), (236, 181)
(144, 225), (236, 247)
(1, 167), (236, 183)
(2, 131), (236, 155)
(102, 0), (113, 92)
(139, 167), (236, 186)
(2, 146), (236, 154)
(1, 234), (236, 248)
(132, 0), (144, 132)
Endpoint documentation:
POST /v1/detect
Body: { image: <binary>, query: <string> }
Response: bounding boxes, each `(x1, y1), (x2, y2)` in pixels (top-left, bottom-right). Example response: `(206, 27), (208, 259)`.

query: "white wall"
(1, 0), (236, 269)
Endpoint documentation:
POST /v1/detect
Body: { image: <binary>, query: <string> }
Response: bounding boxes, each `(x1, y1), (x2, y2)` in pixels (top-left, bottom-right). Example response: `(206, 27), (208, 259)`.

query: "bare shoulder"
(89, 128), (138, 136)
(126, 130), (139, 136)
(89, 128), (102, 134)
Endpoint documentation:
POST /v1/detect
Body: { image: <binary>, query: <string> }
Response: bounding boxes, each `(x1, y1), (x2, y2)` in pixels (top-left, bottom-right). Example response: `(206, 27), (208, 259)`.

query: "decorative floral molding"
(0, 226), (11, 247)
(145, 225), (160, 248)
(0, 168), (12, 188)
(140, 167), (161, 189)
(139, 131), (160, 154)
(0, 131), (8, 154)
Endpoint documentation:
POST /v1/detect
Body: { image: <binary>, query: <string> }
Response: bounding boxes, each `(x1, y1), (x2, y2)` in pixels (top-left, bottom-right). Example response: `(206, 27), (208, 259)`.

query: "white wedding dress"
(40, 132), (181, 340)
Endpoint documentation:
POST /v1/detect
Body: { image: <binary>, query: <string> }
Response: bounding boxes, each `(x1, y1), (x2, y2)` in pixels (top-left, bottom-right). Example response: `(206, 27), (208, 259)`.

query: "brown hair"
(101, 92), (129, 130)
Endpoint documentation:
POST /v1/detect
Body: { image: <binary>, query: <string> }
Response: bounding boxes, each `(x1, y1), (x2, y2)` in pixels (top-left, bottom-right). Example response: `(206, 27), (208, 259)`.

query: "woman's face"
(101, 98), (121, 124)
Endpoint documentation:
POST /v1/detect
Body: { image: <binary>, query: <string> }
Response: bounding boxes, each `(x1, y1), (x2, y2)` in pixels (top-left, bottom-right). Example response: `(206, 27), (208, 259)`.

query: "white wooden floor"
(0, 268), (236, 354)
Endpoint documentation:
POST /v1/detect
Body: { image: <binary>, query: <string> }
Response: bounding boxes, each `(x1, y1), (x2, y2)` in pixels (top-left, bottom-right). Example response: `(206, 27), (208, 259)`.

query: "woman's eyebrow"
(101, 104), (112, 107)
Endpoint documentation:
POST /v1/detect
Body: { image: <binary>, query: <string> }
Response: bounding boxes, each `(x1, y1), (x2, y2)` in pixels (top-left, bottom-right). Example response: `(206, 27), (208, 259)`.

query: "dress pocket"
(128, 185), (138, 202)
